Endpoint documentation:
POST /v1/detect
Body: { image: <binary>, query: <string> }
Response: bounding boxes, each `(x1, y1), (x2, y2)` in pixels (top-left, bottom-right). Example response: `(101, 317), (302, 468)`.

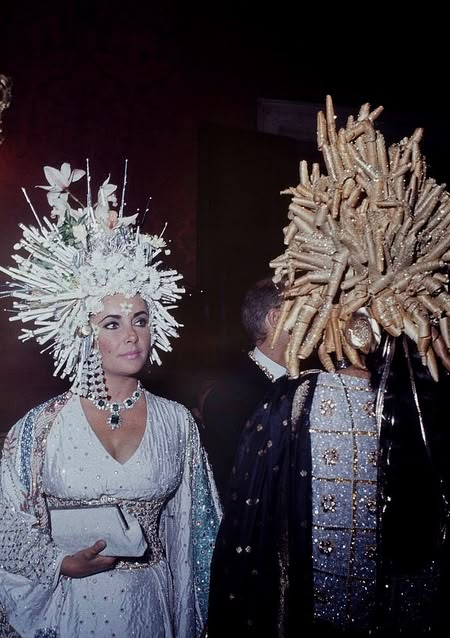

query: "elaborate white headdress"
(0, 162), (185, 396)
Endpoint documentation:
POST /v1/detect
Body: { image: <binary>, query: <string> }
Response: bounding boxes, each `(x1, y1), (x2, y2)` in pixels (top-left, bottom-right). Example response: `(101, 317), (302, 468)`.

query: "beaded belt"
(46, 494), (166, 570)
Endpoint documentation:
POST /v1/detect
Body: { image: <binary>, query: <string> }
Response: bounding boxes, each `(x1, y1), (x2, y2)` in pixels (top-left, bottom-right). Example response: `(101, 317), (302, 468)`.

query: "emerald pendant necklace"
(89, 381), (143, 430)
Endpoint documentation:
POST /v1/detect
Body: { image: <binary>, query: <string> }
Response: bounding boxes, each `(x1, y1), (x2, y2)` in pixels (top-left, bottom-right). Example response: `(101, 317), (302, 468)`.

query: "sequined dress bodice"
(37, 392), (193, 637)
(309, 372), (378, 631)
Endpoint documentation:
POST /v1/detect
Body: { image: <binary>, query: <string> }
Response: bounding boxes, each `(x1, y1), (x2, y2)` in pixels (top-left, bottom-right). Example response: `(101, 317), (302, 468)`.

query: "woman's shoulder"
(4, 392), (71, 452)
(16, 392), (71, 426)
(144, 389), (191, 418)
(144, 391), (194, 445)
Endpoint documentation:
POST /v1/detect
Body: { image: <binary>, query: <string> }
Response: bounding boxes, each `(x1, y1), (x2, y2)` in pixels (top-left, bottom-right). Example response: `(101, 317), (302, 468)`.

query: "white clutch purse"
(49, 503), (148, 557)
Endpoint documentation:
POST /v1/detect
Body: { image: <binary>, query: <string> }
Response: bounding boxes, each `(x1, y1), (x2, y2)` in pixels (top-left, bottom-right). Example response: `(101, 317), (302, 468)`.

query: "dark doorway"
(196, 122), (316, 369)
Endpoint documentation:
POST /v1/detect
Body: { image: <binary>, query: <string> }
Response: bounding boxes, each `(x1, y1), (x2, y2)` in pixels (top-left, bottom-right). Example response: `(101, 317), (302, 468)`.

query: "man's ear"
(266, 307), (280, 332)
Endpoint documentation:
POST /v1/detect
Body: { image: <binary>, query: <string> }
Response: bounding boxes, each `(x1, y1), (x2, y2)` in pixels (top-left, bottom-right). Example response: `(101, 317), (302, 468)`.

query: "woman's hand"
(60, 539), (117, 578)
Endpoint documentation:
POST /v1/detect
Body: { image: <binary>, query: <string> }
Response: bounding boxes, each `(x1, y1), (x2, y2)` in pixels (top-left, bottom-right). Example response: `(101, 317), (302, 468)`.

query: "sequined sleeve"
(0, 412), (65, 596)
(0, 498), (62, 587)
(162, 407), (221, 637)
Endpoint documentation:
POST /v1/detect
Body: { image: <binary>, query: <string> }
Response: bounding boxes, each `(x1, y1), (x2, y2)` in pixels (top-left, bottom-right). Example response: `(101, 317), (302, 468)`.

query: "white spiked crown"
(0, 162), (185, 395)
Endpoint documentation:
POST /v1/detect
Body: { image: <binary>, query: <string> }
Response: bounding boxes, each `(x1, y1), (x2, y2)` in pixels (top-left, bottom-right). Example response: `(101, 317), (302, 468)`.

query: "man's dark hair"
(241, 278), (282, 346)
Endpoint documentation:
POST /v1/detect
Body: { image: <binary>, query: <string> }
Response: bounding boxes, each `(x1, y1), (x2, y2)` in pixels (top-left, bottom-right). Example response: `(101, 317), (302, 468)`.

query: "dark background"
(1, 1), (449, 432)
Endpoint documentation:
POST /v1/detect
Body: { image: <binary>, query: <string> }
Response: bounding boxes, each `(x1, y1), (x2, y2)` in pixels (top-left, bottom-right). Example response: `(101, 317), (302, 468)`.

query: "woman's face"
(91, 294), (150, 380)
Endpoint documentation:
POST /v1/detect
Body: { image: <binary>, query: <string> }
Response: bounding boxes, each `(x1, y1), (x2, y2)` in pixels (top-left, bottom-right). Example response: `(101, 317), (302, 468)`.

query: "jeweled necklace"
(248, 350), (276, 382)
(89, 381), (143, 430)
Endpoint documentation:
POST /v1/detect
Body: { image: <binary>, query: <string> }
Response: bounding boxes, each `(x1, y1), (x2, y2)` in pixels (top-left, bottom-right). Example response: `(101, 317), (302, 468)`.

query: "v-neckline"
(77, 393), (148, 466)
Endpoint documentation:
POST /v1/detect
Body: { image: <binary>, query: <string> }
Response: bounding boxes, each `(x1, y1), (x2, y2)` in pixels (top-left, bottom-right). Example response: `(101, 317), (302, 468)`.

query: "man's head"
(241, 279), (282, 347)
(241, 279), (291, 368)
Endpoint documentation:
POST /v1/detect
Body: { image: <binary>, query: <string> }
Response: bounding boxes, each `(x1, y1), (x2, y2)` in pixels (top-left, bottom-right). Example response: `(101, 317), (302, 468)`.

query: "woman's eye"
(103, 321), (119, 330)
(134, 318), (148, 328)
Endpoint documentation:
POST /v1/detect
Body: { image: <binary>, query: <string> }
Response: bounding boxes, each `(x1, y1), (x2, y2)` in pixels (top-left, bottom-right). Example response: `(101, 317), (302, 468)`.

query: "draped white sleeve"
(161, 411), (221, 637)
(0, 407), (66, 636)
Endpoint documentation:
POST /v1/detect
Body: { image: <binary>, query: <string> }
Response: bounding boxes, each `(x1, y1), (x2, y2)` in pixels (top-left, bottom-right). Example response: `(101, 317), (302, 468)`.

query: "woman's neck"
(104, 376), (140, 402)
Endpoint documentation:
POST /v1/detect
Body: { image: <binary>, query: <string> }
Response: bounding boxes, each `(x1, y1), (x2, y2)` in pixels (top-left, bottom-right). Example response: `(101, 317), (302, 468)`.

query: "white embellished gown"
(0, 390), (221, 638)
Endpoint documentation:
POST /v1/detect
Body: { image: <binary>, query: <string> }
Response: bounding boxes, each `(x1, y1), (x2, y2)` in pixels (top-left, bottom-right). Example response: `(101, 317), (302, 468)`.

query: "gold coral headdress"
(271, 96), (450, 381)
(0, 162), (185, 396)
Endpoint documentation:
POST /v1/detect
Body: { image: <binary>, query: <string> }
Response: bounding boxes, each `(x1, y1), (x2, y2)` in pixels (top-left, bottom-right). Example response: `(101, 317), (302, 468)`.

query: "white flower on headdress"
(70, 208), (86, 222)
(72, 223), (88, 246)
(94, 177), (139, 234)
(119, 213), (139, 227)
(47, 191), (70, 225)
(97, 176), (118, 207)
(95, 206), (118, 230)
(146, 234), (167, 250)
(121, 302), (133, 316)
(95, 177), (118, 230)
(37, 163), (86, 194)
(37, 164), (88, 244)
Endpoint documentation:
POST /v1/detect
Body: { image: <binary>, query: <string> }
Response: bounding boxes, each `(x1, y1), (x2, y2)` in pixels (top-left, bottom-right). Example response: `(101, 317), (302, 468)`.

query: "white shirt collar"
(253, 347), (286, 381)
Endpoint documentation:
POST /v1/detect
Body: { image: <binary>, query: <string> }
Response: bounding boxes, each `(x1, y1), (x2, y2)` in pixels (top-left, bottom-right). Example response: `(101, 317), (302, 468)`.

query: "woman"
(0, 162), (221, 637)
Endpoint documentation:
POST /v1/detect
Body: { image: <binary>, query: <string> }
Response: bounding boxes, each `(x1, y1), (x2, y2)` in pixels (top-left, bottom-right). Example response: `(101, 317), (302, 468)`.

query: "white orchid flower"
(72, 224), (88, 247)
(47, 191), (70, 225)
(95, 205), (138, 233)
(37, 163), (86, 193)
(94, 204), (116, 232)
(118, 213), (139, 226)
(97, 177), (118, 207)
(69, 207), (87, 222)
(146, 234), (167, 249)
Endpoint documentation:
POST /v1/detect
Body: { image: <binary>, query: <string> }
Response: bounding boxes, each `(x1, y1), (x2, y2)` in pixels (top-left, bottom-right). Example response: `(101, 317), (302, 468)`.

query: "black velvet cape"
(207, 339), (450, 636)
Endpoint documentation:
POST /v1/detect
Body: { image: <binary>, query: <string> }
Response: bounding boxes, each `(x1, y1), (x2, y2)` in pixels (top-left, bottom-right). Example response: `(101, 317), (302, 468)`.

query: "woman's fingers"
(60, 540), (116, 578)
(85, 539), (107, 558)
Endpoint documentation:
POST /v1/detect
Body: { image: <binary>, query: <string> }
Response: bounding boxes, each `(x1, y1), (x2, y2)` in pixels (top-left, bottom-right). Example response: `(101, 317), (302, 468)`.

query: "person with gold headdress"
(207, 97), (450, 636)
(0, 163), (221, 637)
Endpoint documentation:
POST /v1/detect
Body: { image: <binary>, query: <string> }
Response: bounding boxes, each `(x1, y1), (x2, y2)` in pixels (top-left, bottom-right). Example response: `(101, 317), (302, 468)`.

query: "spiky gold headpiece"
(271, 96), (450, 380)
(0, 162), (185, 395)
